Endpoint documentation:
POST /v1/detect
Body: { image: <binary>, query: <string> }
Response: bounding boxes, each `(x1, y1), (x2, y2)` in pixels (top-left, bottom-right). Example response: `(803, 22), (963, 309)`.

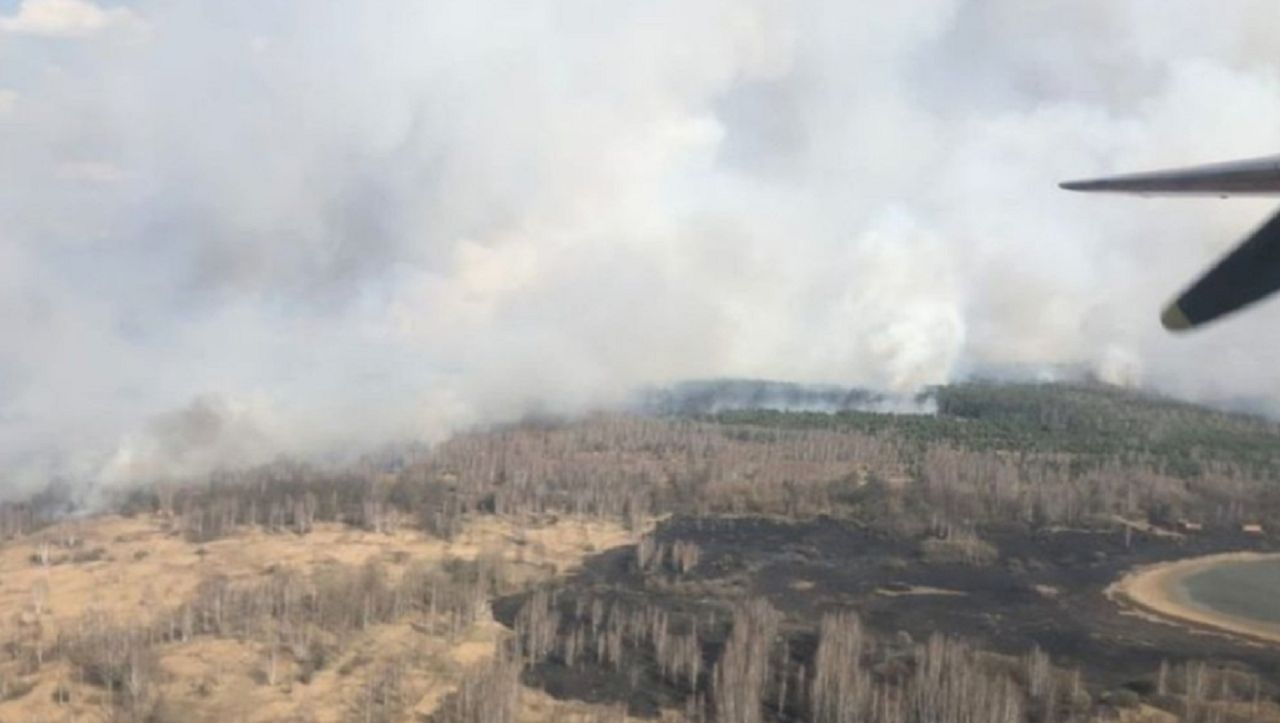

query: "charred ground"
(497, 515), (1280, 721)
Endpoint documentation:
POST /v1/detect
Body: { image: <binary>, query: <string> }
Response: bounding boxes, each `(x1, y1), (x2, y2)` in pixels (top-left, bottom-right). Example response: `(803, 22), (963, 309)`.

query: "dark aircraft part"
(1062, 153), (1280, 331)
(1060, 155), (1280, 196)
(1162, 205), (1280, 331)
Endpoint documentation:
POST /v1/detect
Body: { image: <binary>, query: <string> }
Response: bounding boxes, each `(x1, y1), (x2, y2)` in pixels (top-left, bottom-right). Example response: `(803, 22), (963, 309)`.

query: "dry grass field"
(0, 513), (647, 722)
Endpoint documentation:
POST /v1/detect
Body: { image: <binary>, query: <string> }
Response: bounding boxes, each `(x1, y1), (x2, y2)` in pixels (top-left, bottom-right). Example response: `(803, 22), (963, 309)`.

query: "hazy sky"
(3, 0), (1280, 494)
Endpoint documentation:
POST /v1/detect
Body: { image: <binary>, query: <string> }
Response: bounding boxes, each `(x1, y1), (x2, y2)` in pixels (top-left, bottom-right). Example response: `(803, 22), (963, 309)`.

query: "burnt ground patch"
(495, 515), (1280, 717)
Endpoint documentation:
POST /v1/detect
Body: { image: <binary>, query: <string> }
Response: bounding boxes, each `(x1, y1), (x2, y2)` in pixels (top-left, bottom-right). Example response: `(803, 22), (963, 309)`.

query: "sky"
(2, 0), (1280, 496)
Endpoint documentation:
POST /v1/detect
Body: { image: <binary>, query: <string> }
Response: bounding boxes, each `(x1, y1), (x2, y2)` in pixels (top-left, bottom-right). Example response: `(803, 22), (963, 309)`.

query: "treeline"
(7, 382), (1280, 549)
(25, 392), (1265, 550)
(3, 382), (1275, 553)
(0, 481), (80, 541)
(103, 415), (905, 542)
(714, 382), (1280, 481)
(503, 588), (1096, 723)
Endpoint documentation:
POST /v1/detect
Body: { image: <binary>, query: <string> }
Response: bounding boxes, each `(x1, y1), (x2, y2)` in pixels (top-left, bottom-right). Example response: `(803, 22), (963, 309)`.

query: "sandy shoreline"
(1107, 551), (1280, 646)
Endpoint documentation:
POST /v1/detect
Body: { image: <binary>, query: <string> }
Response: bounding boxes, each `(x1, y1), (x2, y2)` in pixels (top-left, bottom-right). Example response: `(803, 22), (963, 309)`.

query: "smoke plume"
(3, 0), (1280, 495)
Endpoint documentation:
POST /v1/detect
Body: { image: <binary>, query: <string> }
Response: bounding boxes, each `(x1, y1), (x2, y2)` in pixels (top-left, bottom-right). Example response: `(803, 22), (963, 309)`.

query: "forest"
(0, 381), (1278, 721)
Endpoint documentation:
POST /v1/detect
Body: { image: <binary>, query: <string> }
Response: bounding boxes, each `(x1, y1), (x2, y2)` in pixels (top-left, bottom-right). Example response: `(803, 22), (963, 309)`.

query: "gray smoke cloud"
(3, 0), (1280, 495)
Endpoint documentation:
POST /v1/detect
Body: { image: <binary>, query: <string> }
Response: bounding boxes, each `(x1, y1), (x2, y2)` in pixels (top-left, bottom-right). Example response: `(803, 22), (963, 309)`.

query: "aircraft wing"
(1061, 155), (1280, 331)
(1060, 155), (1280, 196)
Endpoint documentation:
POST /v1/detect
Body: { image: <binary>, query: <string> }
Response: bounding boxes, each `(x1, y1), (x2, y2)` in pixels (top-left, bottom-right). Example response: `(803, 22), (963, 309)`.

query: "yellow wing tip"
(1161, 303), (1193, 332)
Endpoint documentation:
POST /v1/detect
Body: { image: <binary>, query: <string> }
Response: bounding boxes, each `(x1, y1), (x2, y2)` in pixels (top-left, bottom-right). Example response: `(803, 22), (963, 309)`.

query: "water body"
(1178, 557), (1280, 626)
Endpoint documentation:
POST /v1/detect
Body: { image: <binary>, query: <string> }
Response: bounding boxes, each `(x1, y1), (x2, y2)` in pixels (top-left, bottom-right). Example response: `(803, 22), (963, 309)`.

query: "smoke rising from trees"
(2, 0), (1280, 494)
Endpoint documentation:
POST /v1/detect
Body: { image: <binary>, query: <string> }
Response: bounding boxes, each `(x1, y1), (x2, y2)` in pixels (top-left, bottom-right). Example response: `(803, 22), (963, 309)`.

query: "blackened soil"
(495, 516), (1280, 717)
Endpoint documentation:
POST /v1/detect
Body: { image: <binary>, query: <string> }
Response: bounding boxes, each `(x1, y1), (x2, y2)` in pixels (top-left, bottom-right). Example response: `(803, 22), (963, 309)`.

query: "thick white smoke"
(2, 0), (1280, 494)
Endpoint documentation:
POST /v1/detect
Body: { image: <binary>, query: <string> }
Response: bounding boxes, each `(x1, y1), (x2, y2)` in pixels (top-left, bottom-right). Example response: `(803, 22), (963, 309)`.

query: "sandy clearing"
(875, 585), (965, 597)
(1107, 551), (1280, 646)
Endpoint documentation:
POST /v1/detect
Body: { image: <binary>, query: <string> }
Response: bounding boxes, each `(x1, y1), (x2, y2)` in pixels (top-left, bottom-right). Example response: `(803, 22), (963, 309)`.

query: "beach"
(1108, 551), (1280, 645)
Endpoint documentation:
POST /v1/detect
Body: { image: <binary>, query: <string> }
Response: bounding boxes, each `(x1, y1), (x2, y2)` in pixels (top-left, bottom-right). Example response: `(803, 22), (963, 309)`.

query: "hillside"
(711, 381), (1280, 479)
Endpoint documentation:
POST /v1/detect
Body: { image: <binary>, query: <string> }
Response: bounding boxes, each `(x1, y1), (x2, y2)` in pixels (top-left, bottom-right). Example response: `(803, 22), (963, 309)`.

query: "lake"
(1178, 557), (1280, 626)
